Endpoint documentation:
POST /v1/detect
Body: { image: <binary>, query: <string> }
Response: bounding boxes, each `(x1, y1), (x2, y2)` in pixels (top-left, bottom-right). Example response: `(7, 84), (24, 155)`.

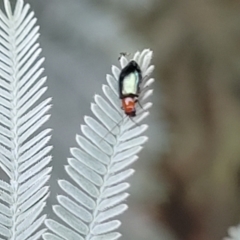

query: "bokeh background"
(12, 0), (240, 239)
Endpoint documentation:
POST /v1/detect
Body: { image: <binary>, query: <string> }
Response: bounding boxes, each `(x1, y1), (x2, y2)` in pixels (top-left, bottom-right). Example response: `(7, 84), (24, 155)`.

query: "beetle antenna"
(118, 52), (131, 61)
(99, 116), (126, 143)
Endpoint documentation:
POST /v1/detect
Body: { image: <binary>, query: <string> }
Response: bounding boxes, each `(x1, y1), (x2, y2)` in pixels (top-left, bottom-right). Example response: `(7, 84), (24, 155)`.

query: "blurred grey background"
(7, 0), (240, 239)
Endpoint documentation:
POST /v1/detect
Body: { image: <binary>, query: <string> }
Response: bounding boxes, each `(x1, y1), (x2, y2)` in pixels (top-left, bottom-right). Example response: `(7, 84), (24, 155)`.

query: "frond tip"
(44, 49), (154, 240)
(224, 225), (240, 240)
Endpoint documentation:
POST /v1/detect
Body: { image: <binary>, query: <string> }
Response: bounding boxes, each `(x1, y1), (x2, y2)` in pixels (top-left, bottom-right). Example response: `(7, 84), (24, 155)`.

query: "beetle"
(118, 60), (142, 117)
(99, 60), (143, 143)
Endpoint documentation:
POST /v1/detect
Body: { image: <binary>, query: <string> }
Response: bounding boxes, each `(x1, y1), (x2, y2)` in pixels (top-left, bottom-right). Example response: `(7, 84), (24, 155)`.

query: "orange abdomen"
(122, 98), (136, 117)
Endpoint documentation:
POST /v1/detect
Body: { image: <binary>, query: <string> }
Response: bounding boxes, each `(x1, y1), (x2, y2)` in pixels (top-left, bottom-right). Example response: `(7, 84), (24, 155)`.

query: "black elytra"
(118, 60), (142, 99)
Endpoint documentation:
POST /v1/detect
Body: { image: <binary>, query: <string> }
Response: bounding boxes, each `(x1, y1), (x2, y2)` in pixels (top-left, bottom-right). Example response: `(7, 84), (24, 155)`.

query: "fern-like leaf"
(0, 0), (52, 239)
(44, 49), (154, 240)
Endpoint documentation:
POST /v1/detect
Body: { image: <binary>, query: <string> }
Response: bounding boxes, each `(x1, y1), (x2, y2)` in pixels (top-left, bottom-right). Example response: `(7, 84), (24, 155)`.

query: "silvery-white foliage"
(43, 49), (154, 240)
(224, 225), (240, 240)
(0, 0), (52, 239)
